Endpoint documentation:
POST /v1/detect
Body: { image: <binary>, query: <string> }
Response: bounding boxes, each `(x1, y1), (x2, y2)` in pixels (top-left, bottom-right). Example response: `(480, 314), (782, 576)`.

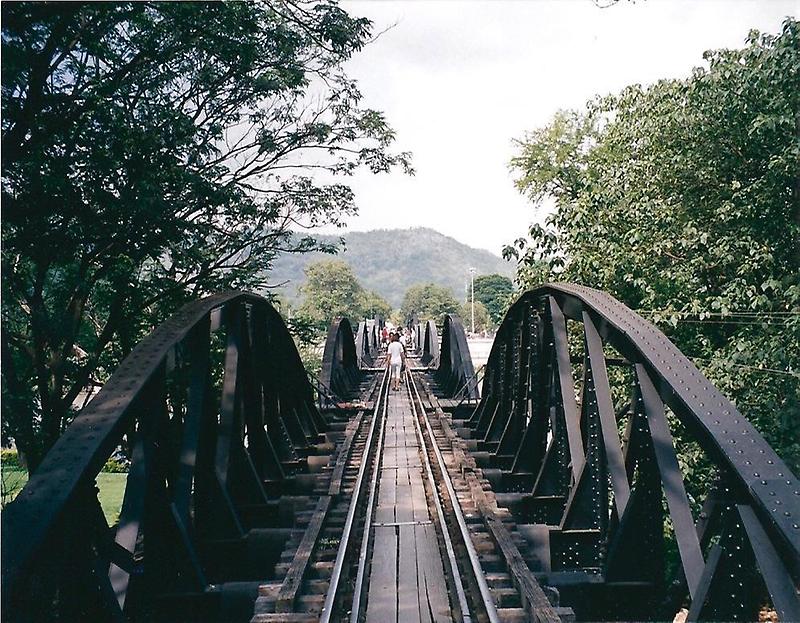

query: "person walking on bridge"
(387, 333), (405, 391)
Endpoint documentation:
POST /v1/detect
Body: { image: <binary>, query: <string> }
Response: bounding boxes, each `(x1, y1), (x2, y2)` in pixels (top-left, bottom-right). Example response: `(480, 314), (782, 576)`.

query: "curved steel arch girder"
(436, 314), (479, 400)
(355, 321), (370, 366)
(468, 283), (799, 620)
(414, 323), (424, 355)
(320, 317), (361, 398)
(421, 320), (439, 365)
(371, 319), (382, 353)
(355, 319), (381, 367)
(2, 291), (326, 618)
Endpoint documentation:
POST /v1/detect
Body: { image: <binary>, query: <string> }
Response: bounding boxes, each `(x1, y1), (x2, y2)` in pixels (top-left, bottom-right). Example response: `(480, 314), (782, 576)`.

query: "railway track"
(252, 362), (572, 623)
(7, 297), (797, 622)
(407, 370), (572, 623)
(251, 368), (388, 622)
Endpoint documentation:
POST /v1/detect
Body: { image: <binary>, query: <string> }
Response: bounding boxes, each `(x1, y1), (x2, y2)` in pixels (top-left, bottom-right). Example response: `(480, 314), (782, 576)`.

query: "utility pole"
(469, 267), (476, 334)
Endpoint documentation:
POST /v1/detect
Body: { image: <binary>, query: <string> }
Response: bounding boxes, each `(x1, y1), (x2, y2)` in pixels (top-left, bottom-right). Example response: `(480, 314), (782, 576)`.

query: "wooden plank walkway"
(366, 386), (452, 623)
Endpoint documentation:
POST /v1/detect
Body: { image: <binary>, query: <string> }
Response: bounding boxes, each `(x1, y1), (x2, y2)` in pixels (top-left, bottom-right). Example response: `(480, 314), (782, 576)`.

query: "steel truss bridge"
(3, 284), (798, 622)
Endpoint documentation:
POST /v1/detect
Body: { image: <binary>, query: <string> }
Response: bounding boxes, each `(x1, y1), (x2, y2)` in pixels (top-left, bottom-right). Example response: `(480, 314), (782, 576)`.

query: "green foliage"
(1, 448), (21, 469)
(285, 314), (322, 349)
(401, 283), (461, 324)
(96, 472), (129, 525)
(361, 290), (393, 320)
(388, 309), (406, 327)
(460, 300), (492, 333)
(298, 259), (365, 329)
(1, 2), (409, 471)
(1, 464), (27, 509)
(1, 453), (126, 515)
(508, 19), (800, 473)
(102, 457), (129, 473)
(297, 259), (391, 331)
(297, 343), (323, 377)
(275, 296), (325, 376)
(472, 274), (515, 324)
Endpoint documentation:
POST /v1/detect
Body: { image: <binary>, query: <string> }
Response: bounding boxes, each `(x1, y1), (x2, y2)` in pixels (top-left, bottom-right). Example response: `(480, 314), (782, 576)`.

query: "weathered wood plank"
(395, 479), (415, 523)
(383, 443), (398, 468)
(367, 526), (398, 621)
(411, 470), (429, 523)
(398, 524), (422, 623)
(468, 474), (560, 623)
(417, 524), (452, 623)
(276, 496), (331, 613)
(328, 411), (366, 495)
(376, 465), (397, 524)
(252, 614), (320, 622)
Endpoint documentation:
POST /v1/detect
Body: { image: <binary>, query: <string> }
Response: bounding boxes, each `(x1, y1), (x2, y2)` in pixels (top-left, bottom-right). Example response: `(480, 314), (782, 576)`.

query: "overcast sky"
(330, 0), (797, 256)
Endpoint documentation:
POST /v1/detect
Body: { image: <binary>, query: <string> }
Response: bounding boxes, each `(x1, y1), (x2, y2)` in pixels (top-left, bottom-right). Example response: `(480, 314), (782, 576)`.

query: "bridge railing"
(307, 368), (346, 411)
(463, 283), (800, 621)
(2, 292), (327, 621)
(452, 365), (485, 409)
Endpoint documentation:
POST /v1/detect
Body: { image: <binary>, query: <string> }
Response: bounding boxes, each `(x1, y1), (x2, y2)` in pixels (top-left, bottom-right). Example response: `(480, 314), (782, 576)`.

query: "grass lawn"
(2, 467), (128, 525)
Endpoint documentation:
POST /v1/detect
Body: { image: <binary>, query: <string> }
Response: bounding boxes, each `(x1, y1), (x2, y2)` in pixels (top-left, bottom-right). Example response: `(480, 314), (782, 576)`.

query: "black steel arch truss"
(413, 323), (424, 355)
(462, 283), (800, 621)
(355, 320), (371, 366)
(320, 317), (361, 400)
(355, 319), (381, 367)
(435, 314), (480, 400)
(420, 320), (439, 366)
(372, 319), (382, 354)
(2, 292), (329, 622)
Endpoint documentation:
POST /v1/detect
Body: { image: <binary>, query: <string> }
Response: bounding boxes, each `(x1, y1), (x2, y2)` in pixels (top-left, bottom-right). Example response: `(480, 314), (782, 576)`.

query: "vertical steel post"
(469, 266), (476, 334)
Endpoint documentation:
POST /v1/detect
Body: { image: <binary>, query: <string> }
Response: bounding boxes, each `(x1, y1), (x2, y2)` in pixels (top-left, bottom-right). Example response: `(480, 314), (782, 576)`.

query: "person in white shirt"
(386, 333), (406, 391)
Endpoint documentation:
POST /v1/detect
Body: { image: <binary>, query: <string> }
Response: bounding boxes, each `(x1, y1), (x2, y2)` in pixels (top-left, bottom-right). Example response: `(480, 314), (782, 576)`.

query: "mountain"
(265, 227), (515, 307)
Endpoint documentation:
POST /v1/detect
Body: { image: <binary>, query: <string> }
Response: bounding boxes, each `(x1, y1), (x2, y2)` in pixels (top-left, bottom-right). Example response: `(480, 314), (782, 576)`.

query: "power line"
(653, 318), (791, 327)
(641, 315), (792, 327)
(690, 356), (800, 379)
(637, 309), (800, 318)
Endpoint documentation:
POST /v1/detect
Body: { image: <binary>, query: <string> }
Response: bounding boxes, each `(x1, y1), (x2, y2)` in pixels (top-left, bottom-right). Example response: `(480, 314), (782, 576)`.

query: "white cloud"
(329, 0), (797, 255)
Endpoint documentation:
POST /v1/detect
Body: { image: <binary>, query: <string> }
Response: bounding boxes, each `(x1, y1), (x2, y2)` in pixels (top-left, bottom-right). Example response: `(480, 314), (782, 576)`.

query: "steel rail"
(346, 365), (391, 622)
(407, 370), (502, 623)
(320, 365), (390, 623)
(405, 369), (476, 623)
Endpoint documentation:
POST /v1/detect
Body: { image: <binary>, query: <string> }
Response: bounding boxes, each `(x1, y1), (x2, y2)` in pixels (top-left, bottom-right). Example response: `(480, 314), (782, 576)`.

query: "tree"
(1, 2), (410, 470)
(401, 283), (461, 324)
(361, 289), (393, 320)
(472, 274), (515, 325)
(507, 19), (800, 472)
(296, 259), (390, 330)
(460, 301), (491, 334)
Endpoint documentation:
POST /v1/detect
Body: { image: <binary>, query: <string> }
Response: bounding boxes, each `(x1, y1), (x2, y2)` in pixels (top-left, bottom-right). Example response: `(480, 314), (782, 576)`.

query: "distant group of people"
(382, 326), (415, 391)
